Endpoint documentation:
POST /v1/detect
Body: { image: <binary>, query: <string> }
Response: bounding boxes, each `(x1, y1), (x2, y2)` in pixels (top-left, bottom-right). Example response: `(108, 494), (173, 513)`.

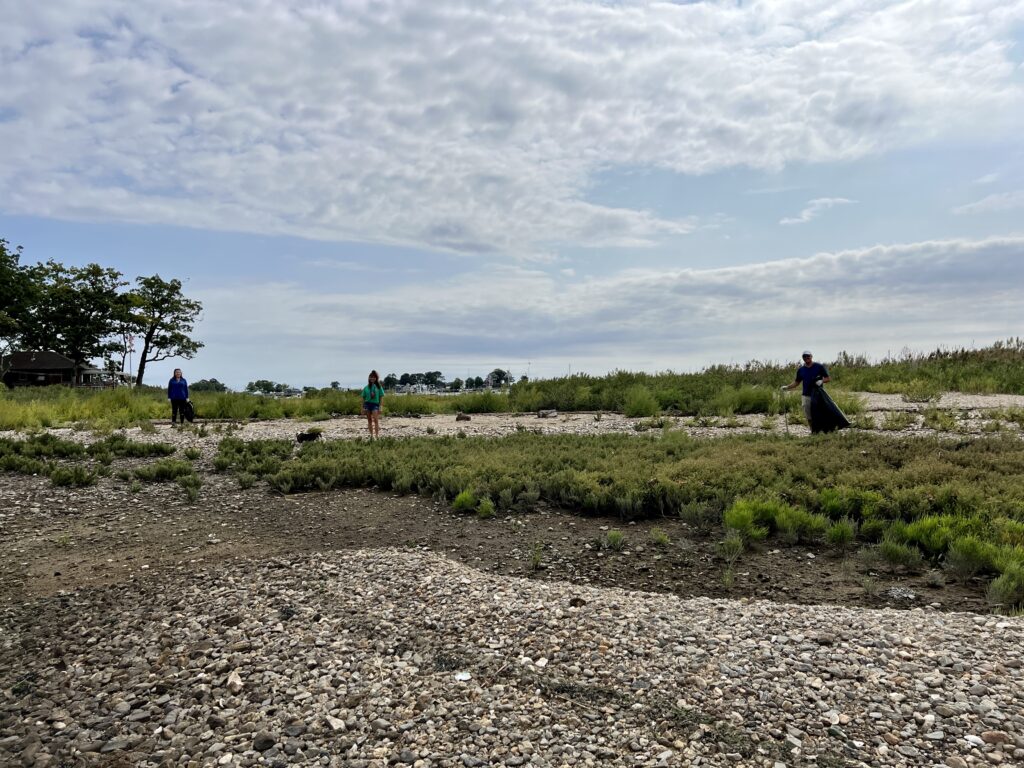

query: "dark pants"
(171, 399), (188, 424)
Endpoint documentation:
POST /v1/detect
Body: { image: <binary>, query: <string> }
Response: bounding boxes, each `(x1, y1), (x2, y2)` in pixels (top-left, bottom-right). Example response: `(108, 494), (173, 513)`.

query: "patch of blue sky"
(0, 214), (456, 293)
(570, 141), (1024, 277)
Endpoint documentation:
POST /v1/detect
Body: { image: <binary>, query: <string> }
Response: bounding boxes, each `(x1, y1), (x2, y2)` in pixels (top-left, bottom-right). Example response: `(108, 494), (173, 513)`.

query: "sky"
(2, 0), (1023, 389)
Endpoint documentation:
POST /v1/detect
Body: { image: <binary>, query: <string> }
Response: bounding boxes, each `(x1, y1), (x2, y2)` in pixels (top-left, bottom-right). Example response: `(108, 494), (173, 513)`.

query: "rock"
(325, 716), (346, 732)
(537, 410), (558, 419)
(455, 413), (471, 421)
(253, 732), (276, 752)
(226, 670), (244, 694)
(945, 758), (968, 768)
(983, 731), (1012, 745)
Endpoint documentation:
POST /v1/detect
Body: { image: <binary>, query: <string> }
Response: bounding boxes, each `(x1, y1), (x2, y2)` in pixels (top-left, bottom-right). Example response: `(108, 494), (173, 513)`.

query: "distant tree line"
(384, 368), (517, 391)
(0, 238), (203, 385)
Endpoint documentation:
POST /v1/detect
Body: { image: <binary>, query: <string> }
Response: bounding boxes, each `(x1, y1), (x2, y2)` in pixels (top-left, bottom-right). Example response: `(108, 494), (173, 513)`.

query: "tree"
(488, 368), (509, 386)
(127, 275), (203, 386)
(423, 370), (445, 387)
(399, 373), (411, 386)
(0, 239), (36, 377)
(450, 377), (463, 392)
(21, 261), (127, 383)
(330, 380), (341, 390)
(473, 376), (484, 389)
(246, 379), (288, 394)
(519, 375), (529, 383)
(192, 378), (228, 392)
(383, 373), (398, 389)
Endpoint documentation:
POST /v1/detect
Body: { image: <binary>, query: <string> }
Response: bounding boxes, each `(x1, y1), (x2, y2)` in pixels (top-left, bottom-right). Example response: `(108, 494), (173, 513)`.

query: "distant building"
(1, 351), (129, 388)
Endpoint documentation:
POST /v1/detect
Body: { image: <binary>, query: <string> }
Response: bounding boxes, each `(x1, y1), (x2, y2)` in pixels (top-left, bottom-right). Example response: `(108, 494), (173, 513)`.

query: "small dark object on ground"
(296, 431), (322, 443)
(456, 412), (471, 422)
(538, 409), (558, 419)
(183, 401), (195, 423)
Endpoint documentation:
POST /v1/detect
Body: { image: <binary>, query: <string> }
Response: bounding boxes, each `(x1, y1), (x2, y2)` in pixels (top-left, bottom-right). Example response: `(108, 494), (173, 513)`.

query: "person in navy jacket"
(167, 368), (189, 426)
(781, 350), (830, 430)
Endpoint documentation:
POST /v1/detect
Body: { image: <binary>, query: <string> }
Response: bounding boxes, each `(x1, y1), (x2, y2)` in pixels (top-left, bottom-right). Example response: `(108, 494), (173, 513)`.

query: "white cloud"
(953, 190), (1024, 215)
(972, 172), (1000, 185)
(190, 236), (1024, 387)
(779, 197), (856, 225)
(2, 1), (1023, 256)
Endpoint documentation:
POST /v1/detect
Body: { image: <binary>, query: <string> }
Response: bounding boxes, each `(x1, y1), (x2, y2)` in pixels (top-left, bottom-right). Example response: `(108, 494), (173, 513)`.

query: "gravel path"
(3, 550), (1021, 768)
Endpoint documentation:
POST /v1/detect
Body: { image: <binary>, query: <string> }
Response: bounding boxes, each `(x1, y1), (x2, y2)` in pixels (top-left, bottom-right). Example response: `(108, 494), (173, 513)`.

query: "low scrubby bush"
(986, 564), (1024, 612)
(723, 500), (769, 546)
(49, 465), (97, 487)
(452, 489), (478, 513)
(879, 538), (924, 572)
(134, 459), (195, 482)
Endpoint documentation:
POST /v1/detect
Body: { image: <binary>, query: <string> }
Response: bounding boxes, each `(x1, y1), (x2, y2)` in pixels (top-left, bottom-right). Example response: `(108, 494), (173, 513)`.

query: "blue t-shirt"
(795, 363), (828, 396)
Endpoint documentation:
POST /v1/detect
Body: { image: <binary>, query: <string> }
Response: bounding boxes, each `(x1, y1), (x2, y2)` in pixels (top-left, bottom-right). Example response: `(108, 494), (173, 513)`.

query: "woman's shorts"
(363, 402), (380, 412)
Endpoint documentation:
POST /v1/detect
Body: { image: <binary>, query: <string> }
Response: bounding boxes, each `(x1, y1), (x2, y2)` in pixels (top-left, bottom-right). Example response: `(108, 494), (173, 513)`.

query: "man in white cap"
(781, 350), (830, 429)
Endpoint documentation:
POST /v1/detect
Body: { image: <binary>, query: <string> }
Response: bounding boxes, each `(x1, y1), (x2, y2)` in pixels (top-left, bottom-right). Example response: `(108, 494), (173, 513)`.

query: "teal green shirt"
(361, 384), (384, 404)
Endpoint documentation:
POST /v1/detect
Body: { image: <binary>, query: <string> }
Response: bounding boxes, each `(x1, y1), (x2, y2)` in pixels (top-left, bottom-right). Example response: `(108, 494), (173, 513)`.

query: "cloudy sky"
(2, 0), (1023, 388)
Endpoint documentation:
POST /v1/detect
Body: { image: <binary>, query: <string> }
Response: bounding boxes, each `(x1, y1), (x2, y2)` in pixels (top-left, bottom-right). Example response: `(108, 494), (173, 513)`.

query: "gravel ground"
(2, 550), (1022, 768)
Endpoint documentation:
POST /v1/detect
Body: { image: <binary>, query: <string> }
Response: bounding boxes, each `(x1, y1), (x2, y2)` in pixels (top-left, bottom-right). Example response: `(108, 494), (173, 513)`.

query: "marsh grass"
(5, 339), (1022, 430)
(233, 429), (1024, 607)
(881, 411), (917, 431)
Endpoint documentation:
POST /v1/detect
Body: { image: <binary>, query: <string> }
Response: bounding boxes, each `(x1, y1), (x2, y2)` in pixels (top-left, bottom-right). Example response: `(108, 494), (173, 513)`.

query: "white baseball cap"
(802, 350), (813, 356)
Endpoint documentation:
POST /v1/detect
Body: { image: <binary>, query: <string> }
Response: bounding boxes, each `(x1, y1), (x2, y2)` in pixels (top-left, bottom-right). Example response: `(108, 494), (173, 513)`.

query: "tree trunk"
(135, 327), (155, 387)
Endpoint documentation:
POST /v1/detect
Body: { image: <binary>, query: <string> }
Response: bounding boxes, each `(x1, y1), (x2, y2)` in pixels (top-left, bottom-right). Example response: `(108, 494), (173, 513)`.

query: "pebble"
(1, 549), (1021, 768)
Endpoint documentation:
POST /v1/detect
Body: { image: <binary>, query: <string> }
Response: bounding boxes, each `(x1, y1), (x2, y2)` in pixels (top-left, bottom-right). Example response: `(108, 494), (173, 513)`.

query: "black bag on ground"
(183, 400), (195, 423)
(809, 387), (849, 434)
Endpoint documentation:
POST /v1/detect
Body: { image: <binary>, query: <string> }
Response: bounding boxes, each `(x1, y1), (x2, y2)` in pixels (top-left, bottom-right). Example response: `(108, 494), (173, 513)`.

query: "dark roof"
(1, 351), (77, 370)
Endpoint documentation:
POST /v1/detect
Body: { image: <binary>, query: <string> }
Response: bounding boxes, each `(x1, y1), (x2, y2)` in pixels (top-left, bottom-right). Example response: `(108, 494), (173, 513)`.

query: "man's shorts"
(363, 402), (380, 412)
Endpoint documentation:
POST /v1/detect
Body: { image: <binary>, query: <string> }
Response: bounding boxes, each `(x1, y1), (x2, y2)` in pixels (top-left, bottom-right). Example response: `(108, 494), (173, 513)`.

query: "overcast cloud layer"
(3, 0), (1024, 257)
(2, 1), (1024, 386)
(193, 236), (1024, 386)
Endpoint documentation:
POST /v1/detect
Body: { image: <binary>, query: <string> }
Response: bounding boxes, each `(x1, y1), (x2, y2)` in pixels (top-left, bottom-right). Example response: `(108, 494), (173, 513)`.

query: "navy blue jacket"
(167, 378), (189, 400)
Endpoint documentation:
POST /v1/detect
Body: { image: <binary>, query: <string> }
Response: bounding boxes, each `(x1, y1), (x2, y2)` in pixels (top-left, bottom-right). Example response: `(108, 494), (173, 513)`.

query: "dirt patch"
(0, 459), (987, 614)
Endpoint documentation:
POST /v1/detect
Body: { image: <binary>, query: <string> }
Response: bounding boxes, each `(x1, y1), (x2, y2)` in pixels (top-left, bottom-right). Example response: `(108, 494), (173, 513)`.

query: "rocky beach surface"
(2, 550), (1022, 768)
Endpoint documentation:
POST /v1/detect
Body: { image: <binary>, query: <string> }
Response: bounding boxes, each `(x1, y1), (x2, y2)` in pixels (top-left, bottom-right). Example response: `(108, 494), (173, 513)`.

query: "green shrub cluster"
(133, 458), (195, 482)
(224, 430), (1024, 607)
(0, 433), (175, 488)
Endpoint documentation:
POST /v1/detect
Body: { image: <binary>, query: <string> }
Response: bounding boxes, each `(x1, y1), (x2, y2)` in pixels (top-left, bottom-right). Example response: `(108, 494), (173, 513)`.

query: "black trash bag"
(183, 400), (195, 423)
(809, 385), (849, 434)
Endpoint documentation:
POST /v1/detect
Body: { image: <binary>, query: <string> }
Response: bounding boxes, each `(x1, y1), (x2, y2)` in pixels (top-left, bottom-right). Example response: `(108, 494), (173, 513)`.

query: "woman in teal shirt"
(361, 370), (384, 438)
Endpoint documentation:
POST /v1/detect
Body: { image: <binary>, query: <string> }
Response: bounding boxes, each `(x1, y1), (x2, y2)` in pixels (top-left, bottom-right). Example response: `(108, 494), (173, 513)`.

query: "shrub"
(723, 500), (771, 545)
(986, 565), (1024, 612)
(945, 536), (997, 582)
(134, 459), (195, 482)
(650, 527), (670, 546)
(184, 447), (202, 460)
(902, 516), (953, 559)
(237, 472), (257, 490)
(49, 465), (97, 487)
(603, 529), (626, 551)
(922, 408), (957, 432)
(826, 518), (857, 550)
(879, 538), (924, 572)
(774, 506), (828, 545)
(178, 474), (202, 502)
(716, 530), (744, 566)
(452, 489), (478, 513)
(476, 498), (496, 519)
(623, 386), (659, 418)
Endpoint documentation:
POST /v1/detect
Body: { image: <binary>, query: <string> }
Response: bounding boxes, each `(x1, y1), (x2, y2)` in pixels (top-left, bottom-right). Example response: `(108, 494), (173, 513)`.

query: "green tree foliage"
(191, 378), (229, 392)
(21, 261), (127, 382)
(246, 379), (289, 394)
(449, 377), (463, 392)
(0, 239), (36, 372)
(488, 368), (509, 386)
(330, 380), (341, 390)
(127, 275), (204, 386)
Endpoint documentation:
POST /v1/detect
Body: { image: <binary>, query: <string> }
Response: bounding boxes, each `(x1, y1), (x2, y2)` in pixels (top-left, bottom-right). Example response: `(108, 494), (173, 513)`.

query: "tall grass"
(2, 339), (1022, 428)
